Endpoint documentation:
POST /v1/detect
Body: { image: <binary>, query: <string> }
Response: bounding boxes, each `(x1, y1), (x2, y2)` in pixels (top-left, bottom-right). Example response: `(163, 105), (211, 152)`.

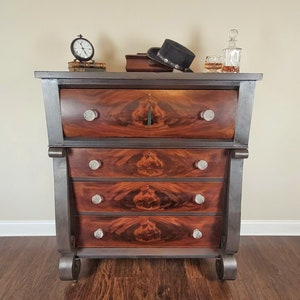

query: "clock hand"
(80, 45), (88, 58)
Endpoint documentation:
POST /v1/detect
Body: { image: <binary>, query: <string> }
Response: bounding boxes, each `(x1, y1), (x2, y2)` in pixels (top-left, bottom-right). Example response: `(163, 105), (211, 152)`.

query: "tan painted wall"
(1, 0), (299, 221)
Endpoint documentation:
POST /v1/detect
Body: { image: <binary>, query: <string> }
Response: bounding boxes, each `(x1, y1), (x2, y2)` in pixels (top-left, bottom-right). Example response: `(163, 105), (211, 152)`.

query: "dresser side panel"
(234, 81), (256, 145)
(41, 79), (63, 146)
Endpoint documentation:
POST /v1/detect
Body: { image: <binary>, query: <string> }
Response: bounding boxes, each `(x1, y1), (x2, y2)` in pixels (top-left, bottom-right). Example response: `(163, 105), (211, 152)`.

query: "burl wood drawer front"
(60, 89), (237, 139)
(76, 216), (222, 248)
(73, 181), (224, 213)
(68, 148), (228, 178)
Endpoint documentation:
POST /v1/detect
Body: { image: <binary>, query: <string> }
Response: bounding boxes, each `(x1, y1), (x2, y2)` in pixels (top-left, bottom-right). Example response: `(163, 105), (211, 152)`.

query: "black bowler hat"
(147, 39), (195, 72)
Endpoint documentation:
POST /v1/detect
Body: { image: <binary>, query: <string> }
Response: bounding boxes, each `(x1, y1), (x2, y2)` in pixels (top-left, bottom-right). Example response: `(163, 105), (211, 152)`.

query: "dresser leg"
(58, 254), (81, 281)
(215, 254), (237, 281)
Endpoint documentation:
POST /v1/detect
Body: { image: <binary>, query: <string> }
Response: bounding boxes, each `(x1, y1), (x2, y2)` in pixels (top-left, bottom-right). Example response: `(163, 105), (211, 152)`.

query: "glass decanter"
(222, 29), (242, 73)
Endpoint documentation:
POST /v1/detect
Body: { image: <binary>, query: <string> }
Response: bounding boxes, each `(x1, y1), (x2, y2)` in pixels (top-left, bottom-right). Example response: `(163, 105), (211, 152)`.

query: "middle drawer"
(68, 148), (228, 178)
(72, 181), (225, 213)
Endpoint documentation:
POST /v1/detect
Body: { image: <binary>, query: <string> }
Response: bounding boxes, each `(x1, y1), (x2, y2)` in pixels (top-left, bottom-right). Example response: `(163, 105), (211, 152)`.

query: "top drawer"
(60, 89), (237, 139)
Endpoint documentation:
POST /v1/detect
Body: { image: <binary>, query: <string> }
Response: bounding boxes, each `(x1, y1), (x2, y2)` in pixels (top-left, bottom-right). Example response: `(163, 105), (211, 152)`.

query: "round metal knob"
(89, 160), (102, 170)
(194, 160), (208, 170)
(194, 194), (205, 204)
(94, 228), (104, 239)
(84, 109), (98, 121)
(91, 194), (103, 205)
(200, 109), (215, 121)
(192, 228), (203, 239)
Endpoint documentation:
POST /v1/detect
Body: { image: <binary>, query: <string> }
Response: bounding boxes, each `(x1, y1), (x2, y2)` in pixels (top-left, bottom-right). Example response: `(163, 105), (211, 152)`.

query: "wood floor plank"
(0, 236), (299, 300)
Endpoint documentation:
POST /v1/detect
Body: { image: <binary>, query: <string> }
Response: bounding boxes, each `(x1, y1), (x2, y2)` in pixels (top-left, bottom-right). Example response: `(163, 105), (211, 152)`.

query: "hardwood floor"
(0, 236), (299, 300)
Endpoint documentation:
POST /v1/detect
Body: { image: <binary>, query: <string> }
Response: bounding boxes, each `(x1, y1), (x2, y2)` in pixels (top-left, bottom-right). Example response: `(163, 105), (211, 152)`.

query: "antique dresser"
(35, 71), (262, 281)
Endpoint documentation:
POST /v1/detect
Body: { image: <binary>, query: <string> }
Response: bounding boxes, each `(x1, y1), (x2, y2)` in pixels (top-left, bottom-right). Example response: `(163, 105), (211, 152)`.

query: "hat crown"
(147, 39), (195, 72)
(158, 39), (195, 69)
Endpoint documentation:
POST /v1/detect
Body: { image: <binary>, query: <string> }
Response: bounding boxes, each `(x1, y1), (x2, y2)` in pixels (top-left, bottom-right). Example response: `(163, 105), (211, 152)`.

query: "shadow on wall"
(94, 29), (204, 72)
(95, 35), (125, 72)
(187, 28), (204, 72)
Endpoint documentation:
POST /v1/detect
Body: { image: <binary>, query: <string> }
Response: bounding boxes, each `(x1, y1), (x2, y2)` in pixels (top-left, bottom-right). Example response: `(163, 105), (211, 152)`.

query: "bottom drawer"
(76, 216), (222, 248)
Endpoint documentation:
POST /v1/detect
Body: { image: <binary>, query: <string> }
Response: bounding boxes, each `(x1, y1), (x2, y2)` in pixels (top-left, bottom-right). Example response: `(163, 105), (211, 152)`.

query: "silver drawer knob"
(89, 160), (102, 170)
(194, 194), (205, 204)
(192, 228), (203, 239)
(84, 109), (98, 121)
(194, 160), (208, 170)
(200, 109), (215, 121)
(94, 228), (104, 239)
(91, 194), (103, 205)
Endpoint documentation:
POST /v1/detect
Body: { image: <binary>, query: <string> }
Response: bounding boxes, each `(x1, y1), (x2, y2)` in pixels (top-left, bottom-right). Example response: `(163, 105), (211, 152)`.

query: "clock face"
(71, 37), (94, 61)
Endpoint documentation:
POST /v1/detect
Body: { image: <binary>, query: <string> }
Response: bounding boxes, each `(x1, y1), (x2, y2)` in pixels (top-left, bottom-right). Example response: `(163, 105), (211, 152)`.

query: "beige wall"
(0, 0), (299, 222)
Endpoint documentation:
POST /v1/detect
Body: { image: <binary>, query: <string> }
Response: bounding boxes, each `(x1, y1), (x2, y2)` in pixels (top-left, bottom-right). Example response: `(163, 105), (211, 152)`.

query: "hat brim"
(147, 47), (193, 72)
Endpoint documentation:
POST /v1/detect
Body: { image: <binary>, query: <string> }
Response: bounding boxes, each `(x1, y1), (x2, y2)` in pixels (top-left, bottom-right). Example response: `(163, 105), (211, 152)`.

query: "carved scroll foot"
(215, 254), (237, 281)
(59, 254), (81, 281)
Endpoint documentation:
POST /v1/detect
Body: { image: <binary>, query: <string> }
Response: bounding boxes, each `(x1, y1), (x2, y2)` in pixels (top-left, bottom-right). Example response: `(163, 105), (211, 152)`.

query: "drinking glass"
(204, 56), (223, 72)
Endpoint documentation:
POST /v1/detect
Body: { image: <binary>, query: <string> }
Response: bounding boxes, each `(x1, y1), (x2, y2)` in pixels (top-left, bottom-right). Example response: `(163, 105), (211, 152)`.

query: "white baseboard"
(0, 220), (299, 237)
(241, 220), (300, 236)
(0, 220), (56, 237)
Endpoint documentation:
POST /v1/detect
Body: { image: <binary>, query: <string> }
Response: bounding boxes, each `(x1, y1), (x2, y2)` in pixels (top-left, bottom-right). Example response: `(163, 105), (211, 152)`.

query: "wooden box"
(125, 53), (173, 72)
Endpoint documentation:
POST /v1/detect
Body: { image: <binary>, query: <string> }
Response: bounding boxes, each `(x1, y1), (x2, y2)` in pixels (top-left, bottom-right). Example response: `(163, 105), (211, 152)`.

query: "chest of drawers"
(35, 71), (262, 281)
